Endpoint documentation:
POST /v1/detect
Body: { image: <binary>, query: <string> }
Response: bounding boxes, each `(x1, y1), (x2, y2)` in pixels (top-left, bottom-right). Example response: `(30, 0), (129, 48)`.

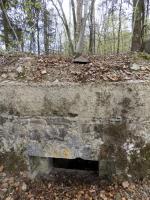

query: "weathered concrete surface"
(0, 80), (150, 179)
(29, 156), (53, 178)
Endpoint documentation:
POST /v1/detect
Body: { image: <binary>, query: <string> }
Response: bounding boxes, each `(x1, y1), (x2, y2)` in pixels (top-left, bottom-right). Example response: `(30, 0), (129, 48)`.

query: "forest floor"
(0, 165), (150, 200)
(0, 52), (150, 83)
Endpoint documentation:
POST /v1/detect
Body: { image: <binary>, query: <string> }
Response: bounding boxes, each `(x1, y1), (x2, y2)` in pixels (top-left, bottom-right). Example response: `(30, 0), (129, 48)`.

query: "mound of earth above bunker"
(0, 52), (150, 83)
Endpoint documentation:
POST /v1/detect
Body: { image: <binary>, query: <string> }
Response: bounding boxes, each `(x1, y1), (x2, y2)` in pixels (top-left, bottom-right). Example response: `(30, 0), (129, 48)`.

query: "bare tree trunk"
(75, 0), (89, 55)
(117, 0), (122, 54)
(43, 1), (49, 54)
(0, 0), (20, 50)
(89, 0), (96, 54)
(144, 0), (149, 37)
(36, 17), (40, 55)
(1, 8), (9, 50)
(111, 0), (116, 53)
(131, 0), (145, 51)
(51, 0), (89, 56)
(51, 0), (74, 54)
(30, 31), (36, 53)
(76, 0), (83, 43)
(70, 0), (77, 44)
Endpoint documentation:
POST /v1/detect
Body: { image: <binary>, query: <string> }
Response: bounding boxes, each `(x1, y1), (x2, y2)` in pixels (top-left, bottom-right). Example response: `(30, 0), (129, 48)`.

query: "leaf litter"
(0, 53), (150, 83)
(0, 166), (150, 200)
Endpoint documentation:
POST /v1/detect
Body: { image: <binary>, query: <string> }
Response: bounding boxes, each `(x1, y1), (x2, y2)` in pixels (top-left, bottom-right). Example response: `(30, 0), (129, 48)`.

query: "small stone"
(122, 181), (129, 188)
(8, 72), (17, 79)
(16, 66), (24, 73)
(19, 57), (33, 62)
(89, 189), (96, 193)
(3, 177), (9, 182)
(1, 73), (7, 79)
(5, 197), (13, 200)
(21, 182), (27, 191)
(1, 172), (6, 177)
(130, 63), (140, 71)
(73, 56), (90, 64)
(1, 182), (8, 189)
(41, 69), (47, 75)
(53, 79), (59, 83)
(100, 190), (107, 200)
(1, 188), (7, 193)
(141, 66), (146, 71)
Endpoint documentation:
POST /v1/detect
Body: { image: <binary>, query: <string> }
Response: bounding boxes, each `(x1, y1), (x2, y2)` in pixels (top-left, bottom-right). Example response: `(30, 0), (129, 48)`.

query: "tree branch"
(0, 0), (20, 49)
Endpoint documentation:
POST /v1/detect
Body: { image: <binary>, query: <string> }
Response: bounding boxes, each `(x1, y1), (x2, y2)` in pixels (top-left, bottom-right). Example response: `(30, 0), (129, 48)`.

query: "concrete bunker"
(0, 80), (150, 180)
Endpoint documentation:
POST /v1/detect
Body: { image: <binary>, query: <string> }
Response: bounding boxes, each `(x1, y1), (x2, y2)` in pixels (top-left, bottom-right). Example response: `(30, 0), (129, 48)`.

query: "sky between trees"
(0, 0), (149, 56)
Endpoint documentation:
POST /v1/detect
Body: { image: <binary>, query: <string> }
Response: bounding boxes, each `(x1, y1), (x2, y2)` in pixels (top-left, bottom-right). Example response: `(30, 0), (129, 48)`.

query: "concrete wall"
(0, 80), (150, 179)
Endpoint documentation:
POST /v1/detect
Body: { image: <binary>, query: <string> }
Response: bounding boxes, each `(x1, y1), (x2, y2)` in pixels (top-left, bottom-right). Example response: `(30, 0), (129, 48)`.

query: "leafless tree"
(131, 0), (145, 51)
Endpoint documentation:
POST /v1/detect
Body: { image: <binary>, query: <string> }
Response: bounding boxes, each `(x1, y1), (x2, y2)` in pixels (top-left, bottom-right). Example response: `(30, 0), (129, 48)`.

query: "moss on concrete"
(129, 144), (150, 179)
(0, 150), (27, 174)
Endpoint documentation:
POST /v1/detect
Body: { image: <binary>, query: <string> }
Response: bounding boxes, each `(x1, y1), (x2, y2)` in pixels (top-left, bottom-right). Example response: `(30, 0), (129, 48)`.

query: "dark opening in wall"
(52, 157), (99, 172)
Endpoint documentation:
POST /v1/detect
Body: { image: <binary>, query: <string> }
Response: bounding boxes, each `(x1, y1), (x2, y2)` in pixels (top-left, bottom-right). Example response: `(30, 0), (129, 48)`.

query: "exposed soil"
(0, 52), (150, 83)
